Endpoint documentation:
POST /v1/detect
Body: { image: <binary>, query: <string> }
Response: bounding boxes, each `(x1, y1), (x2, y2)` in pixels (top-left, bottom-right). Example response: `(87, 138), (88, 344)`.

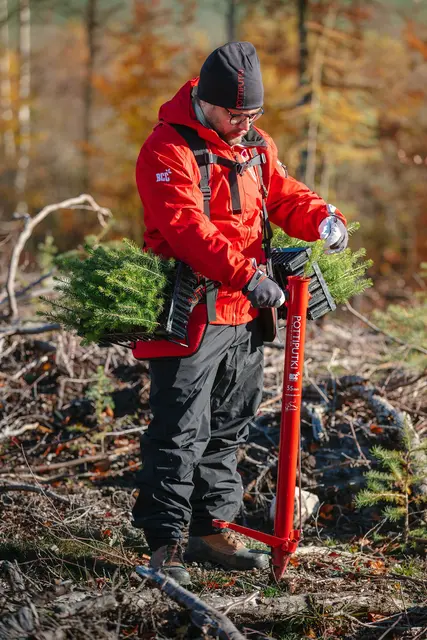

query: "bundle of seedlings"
(40, 225), (372, 345)
(272, 222), (373, 302)
(270, 222), (373, 319)
(40, 239), (182, 345)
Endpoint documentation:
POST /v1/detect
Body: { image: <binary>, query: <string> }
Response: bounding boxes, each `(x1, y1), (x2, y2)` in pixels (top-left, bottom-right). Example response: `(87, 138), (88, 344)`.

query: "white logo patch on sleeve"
(156, 168), (172, 182)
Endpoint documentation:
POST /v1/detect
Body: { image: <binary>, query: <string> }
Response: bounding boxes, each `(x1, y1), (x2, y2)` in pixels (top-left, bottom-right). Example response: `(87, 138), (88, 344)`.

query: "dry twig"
(135, 566), (247, 640)
(2, 194), (112, 321)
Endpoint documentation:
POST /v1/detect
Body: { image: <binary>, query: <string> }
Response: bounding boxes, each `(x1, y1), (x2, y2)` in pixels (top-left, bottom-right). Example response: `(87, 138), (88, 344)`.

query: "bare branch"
(0, 271), (53, 306)
(345, 301), (427, 356)
(0, 481), (71, 504)
(4, 194), (112, 321)
(0, 322), (60, 337)
(135, 566), (247, 640)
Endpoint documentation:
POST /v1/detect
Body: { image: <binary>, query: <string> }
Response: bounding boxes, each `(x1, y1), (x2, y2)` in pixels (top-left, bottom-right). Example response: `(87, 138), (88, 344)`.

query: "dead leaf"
(370, 424), (384, 434)
(319, 504), (335, 520)
(366, 559), (386, 574)
(367, 612), (387, 622)
(55, 443), (67, 455)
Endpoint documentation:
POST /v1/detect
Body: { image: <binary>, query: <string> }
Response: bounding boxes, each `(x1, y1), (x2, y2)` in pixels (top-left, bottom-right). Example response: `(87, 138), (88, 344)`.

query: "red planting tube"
(272, 275), (310, 580)
(213, 275), (311, 580)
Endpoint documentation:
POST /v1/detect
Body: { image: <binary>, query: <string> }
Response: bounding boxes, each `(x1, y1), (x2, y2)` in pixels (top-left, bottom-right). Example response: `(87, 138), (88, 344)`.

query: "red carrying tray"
(132, 303), (208, 360)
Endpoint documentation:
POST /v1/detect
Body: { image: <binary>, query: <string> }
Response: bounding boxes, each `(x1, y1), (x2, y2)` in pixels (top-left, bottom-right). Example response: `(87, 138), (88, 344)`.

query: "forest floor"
(0, 314), (426, 640)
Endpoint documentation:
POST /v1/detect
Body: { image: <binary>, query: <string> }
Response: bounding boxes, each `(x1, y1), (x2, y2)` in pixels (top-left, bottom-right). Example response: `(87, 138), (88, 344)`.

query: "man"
(133, 41), (347, 585)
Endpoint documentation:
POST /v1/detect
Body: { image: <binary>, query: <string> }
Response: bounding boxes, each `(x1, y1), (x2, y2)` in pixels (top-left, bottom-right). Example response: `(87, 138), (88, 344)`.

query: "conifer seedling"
(356, 419), (427, 544)
(40, 226), (373, 345)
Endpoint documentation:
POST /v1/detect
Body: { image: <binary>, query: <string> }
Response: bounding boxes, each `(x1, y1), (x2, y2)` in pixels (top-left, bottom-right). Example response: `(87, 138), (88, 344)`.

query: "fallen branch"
(201, 591), (418, 622)
(4, 194), (112, 321)
(1, 560), (27, 592)
(0, 603), (39, 638)
(0, 482), (71, 504)
(343, 381), (427, 496)
(0, 443), (139, 475)
(12, 354), (50, 380)
(135, 566), (247, 640)
(0, 322), (60, 337)
(345, 301), (427, 356)
(0, 271), (53, 306)
(54, 593), (118, 619)
(0, 421), (41, 442)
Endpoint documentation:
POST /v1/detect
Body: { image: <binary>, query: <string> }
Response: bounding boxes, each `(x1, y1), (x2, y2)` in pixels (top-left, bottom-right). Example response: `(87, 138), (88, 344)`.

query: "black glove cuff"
(242, 269), (267, 294)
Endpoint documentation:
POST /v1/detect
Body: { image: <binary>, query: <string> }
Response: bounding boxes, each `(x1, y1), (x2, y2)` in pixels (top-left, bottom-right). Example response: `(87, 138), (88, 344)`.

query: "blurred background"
(0, 0), (426, 305)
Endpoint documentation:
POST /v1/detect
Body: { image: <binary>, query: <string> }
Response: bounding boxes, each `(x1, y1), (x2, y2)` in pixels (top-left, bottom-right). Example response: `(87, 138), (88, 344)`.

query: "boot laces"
(164, 542), (184, 566)
(223, 528), (243, 547)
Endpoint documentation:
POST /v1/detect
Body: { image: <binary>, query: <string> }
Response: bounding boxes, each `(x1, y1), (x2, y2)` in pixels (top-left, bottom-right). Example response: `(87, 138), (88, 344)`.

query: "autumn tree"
(93, 0), (207, 234)
(240, 0), (427, 276)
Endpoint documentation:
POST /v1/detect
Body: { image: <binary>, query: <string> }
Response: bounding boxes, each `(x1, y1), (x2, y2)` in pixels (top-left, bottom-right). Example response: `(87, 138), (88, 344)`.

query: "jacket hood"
(157, 78), (266, 150)
(158, 79), (198, 127)
(158, 78), (228, 149)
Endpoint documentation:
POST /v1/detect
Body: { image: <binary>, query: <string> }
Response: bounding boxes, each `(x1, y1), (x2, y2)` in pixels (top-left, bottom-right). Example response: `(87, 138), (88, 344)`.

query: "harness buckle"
(236, 163), (246, 176)
(195, 150), (215, 167)
(200, 185), (211, 200)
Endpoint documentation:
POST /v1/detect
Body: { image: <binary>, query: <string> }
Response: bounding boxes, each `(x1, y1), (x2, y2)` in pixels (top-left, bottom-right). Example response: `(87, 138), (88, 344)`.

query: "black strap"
(171, 124), (218, 321)
(172, 125), (212, 218)
(170, 123), (272, 315)
(254, 160), (274, 278)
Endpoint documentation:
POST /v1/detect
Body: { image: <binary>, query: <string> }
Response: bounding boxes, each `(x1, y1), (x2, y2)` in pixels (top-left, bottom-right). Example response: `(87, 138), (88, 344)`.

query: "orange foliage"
(91, 0), (208, 230)
(1, 0), (426, 280)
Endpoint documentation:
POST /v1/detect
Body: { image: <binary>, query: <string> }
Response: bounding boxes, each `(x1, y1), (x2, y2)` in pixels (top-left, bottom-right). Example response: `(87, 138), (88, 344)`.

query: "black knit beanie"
(198, 41), (264, 110)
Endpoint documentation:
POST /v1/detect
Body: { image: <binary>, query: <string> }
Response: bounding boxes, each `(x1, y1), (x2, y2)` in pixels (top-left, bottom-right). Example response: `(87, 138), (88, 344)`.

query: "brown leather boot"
(185, 529), (269, 571)
(149, 542), (191, 585)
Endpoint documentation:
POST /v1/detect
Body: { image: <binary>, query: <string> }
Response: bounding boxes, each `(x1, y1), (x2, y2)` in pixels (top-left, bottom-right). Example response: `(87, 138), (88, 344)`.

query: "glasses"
(226, 108), (264, 126)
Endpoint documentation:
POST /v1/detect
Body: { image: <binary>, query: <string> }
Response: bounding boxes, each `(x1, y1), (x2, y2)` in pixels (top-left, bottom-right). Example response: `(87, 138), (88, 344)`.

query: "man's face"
(202, 103), (262, 146)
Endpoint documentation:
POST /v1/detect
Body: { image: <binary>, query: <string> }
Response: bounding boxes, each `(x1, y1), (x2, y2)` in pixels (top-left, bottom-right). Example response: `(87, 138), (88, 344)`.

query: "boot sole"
(149, 565), (192, 586)
(184, 551), (269, 571)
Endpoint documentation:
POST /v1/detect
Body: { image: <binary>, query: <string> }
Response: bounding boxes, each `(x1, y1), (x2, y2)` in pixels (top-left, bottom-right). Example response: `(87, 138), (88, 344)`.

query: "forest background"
(0, 0), (427, 305)
(1, 3), (427, 638)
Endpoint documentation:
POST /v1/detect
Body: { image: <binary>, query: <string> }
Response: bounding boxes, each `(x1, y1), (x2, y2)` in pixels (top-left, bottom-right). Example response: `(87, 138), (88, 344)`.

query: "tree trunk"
(319, 151), (331, 201)
(226, 0), (237, 42)
(82, 0), (97, 193)
(15, 0), (31, 214)
(304, 5), (337, 190)
(0, 0), (16, 161)
(296, 0), (310, 181)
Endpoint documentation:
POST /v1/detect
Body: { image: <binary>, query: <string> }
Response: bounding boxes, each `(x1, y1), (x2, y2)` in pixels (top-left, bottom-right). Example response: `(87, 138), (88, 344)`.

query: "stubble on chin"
(225, 133), (244, 146)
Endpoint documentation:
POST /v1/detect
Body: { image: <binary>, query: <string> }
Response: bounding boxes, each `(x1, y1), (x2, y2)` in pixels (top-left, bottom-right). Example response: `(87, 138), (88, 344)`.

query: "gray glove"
(243, 269), (286, 308)
(318, 205), (348, 254)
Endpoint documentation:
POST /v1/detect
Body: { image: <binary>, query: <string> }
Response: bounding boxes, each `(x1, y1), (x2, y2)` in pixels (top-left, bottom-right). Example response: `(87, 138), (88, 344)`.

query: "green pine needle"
(356, 418), (427, 543)
(38, 240), (177, 344)
(271, 222), (373, 303)
(40, 223), (372, 344)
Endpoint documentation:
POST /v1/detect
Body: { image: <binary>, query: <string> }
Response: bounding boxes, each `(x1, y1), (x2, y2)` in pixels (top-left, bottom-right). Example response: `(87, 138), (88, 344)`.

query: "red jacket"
(136, 79), (345, 325)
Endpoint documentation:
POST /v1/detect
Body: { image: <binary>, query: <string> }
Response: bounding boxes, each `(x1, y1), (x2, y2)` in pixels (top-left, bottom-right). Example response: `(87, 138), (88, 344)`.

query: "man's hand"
(318, 204), (348, 254)
(243, 269), (286, 308)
